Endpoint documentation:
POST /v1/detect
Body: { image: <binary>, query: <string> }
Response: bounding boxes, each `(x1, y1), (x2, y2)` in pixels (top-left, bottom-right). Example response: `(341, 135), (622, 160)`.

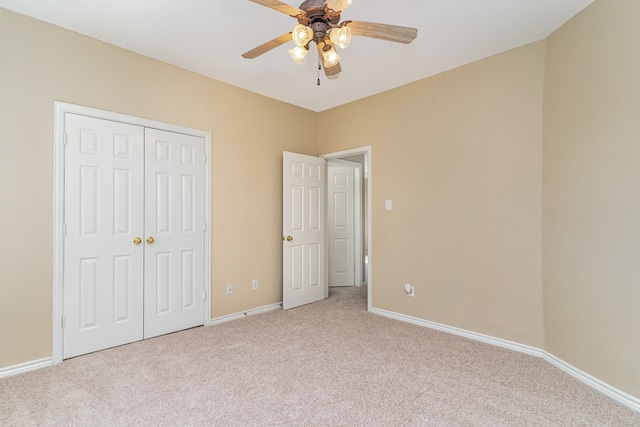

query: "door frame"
(52, 101), (212, 364)
(321, 146), (372, 311)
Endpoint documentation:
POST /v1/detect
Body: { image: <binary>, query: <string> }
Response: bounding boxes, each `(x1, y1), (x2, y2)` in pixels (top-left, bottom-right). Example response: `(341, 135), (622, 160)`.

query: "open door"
(282, 152), (326, 310)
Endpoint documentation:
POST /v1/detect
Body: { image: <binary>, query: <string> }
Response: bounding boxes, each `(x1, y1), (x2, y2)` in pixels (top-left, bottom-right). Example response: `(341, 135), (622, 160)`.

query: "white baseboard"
(542, 352), (640, 412)
(370, 307), (640, 413)
(370, 307), (543, 357)
(0, 357), (52, 379)
(210, 302), (282, 326)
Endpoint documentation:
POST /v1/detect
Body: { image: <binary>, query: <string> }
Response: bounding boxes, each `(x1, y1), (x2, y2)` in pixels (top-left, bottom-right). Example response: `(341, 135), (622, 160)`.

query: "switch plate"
(226, 284), (233, 295)
(385, 200), (392, 210)
(252, 279), (259, 290)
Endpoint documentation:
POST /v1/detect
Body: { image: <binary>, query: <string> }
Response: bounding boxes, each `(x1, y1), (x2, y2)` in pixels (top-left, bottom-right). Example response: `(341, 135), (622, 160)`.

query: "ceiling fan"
(242, 0), (418, 80)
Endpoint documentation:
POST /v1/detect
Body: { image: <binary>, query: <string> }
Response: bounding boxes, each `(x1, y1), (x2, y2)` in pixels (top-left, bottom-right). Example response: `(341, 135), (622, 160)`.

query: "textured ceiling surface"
(0, 0), (594, 112)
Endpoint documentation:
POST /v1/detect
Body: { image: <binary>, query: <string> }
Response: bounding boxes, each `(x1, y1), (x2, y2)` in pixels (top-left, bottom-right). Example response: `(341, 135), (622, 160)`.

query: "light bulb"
(322, 45), (340, 68)
(330, 26), (351, 49)
(292, 24), (312, 47)
(289, 45), (308, 64)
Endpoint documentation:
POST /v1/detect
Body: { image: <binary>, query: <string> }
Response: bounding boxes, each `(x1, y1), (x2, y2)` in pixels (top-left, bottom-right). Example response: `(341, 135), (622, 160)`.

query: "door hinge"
(63, 132), (68, 145)
(61, 316), (66, 328)
(202, 290), (206, 301)
(62, 223), (67, 236)
(203, 153), (207, 163)
(203, 222), (207, 232)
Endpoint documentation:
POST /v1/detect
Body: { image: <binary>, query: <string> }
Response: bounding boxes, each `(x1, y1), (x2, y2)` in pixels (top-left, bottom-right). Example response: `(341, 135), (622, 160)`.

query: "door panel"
(283, 152), (326, 309)
(143, 128), (205, 338)
(63, 114), (145, 359)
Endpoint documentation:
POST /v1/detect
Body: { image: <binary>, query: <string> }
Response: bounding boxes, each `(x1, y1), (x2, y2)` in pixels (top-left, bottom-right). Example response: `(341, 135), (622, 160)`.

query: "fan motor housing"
(299, 0), (325, 10)
(310, 21), (328, 42)
(298, 4), (341, 43)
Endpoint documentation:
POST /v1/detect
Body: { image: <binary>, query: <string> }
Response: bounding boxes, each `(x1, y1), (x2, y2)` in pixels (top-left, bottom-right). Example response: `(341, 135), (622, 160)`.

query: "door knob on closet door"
(285, 236), (293, 242)
(146, 236), (155, 244)
(133, 237), (142, 245)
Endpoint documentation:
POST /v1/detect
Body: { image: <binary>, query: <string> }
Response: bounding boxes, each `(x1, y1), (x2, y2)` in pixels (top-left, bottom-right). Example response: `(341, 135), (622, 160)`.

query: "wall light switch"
(385, 200), (392, 210)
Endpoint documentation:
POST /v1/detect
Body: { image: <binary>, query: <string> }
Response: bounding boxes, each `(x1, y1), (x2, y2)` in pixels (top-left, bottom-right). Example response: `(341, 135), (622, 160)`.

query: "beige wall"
(0, 8), (317, 367)
(2, 0), (639, 402)
(543, 0), (640, 397)
(319, 42), (546, 348)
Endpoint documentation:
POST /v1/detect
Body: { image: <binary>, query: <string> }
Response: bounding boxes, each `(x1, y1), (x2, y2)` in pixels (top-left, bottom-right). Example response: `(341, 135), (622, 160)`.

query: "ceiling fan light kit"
(329, 25), (351, 49)
(292, 23), (313, 46)
(242, 0), (417, 82)
(321, 44), (340, 68)
(289, 45), (309, 64)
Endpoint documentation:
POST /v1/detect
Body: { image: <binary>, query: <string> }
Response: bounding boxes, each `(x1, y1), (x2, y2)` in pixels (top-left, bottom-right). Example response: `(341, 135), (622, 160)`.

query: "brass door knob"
(146, 236), (155, 244)
(286, 236), (293, 242)
(133, 237), (142, 245)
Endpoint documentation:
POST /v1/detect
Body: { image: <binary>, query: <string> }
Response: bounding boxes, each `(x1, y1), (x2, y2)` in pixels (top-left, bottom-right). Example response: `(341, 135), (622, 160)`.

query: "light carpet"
(1, 286), (639, 426)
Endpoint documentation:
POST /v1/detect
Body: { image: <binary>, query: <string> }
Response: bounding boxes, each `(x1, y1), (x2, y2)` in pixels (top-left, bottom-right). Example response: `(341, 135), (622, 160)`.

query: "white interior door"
(327, 161), (356, 287)
(143, 128), (206, 338)
(282, 152), (326, 310)
(63, 115), (206, 358)
(63, 114), (145, 358)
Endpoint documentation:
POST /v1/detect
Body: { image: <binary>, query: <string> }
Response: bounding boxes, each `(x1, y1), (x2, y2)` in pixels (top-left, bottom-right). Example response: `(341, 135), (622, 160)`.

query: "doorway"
(281, 147), (372, 311)
(322, 147), (371, 310)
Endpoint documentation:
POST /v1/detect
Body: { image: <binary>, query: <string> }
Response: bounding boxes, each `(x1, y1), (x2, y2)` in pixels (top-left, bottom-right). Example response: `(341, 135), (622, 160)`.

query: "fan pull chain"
(317, 60), (321, 86)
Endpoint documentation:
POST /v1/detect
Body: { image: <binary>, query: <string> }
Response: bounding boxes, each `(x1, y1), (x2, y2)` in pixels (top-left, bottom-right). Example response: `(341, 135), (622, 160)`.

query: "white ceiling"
(0, 0), (594, 112)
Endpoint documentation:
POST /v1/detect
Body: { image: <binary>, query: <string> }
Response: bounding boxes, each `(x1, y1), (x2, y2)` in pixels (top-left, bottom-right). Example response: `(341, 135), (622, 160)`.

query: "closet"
(62, 112), (207, 358)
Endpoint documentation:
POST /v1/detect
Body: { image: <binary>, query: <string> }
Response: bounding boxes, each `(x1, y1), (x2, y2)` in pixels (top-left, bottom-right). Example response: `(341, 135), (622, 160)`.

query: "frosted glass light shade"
(331, 0), (353, 12)
(289, 45), (308, 64)
(329, 26), (351, 49)
(322, 45), (340, 68)
(292, 24), (313, 47)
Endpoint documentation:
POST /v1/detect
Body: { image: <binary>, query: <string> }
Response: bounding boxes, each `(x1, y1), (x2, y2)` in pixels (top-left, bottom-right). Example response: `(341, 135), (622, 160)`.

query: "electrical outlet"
(252, 279), (259, 290)
(404, 283), (415, 297)
(226, 284), (233, 295)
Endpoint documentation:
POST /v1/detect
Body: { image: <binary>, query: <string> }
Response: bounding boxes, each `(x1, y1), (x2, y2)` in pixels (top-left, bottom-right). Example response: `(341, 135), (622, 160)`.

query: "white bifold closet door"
(143, 128), (205, 339)
(63, 114), (205, 359)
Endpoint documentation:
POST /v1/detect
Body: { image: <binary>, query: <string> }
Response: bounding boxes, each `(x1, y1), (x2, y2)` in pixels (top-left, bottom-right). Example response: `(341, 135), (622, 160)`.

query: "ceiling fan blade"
(248, 0), (303, 17)
(325, 0), (354, 13)
(242, 33), (293, 59)
(324, 61), (342, 77)
(346, 21), (418, 44)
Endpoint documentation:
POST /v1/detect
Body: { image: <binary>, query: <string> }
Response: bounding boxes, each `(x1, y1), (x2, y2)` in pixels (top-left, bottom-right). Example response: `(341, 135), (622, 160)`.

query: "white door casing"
(282, 152), (326, 310)
(327, 160), (356, 287)
(143, 128), (206, 339)
(63, 114), (145, 358)
(53, 102), (212, 364)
